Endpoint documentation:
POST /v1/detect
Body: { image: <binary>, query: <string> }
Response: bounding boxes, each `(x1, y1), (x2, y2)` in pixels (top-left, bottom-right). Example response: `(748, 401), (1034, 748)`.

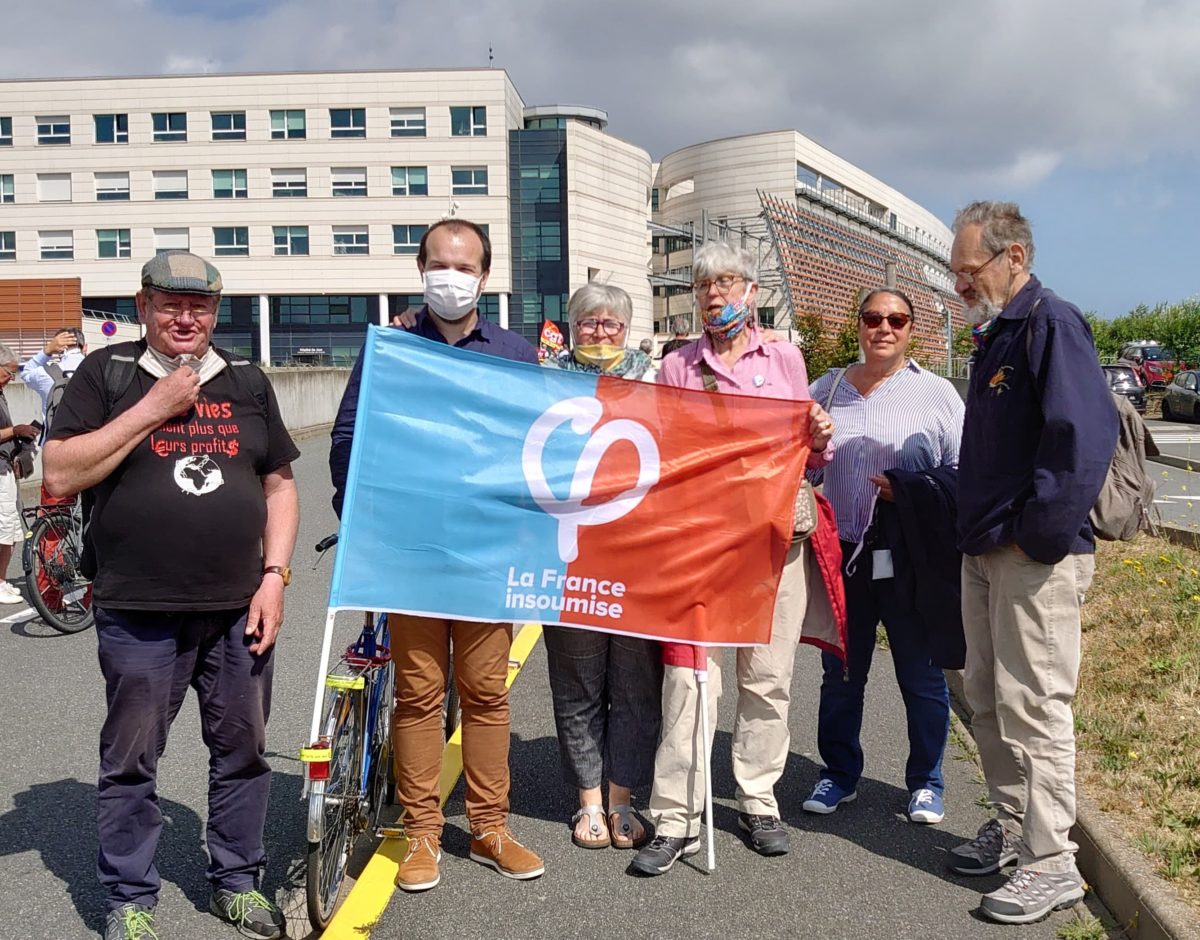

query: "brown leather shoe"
(395, 834), (441, 892)
(469, 826), (545, 880)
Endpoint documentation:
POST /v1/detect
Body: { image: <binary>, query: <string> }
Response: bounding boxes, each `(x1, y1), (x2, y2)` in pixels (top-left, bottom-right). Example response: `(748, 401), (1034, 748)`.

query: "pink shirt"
(658, 327), (833, 467)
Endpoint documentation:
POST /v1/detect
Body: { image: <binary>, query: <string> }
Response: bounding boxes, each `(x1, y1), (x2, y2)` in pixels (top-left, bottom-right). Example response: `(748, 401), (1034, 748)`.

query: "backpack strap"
(698, 358), (719, 393)
(101, 342), (143, 421)
(214, 347), (270, 418)
(44, 362), (65, 384)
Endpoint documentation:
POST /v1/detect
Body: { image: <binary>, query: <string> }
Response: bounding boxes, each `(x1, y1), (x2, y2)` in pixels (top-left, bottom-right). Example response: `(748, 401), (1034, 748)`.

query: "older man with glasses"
(948, 202), (1117, 924)
(42, 250), (300, 940)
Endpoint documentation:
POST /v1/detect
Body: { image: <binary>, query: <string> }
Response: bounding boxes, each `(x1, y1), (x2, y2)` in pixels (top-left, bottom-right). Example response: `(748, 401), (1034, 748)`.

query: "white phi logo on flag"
(522, 396), (660, 563)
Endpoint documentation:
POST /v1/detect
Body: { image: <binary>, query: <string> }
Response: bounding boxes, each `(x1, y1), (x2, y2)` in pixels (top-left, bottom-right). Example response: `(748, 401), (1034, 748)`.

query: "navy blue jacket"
(957, 276), (1118, 564)
(329, 309), (538, 517)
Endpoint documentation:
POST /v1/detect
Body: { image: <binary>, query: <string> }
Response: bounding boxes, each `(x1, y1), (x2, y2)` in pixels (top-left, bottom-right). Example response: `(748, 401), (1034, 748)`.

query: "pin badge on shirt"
(753, 374), (765, 387)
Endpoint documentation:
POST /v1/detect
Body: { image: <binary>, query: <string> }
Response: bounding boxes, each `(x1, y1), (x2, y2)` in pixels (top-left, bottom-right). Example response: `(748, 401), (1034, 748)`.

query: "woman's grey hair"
(0, 343), (16, 367)
(692, 241), (758, 284)
(638, 338), (653, 355)
(567, 282), (633, 328)
(670, 315), (690, 335)
(952, 200), (1035, 269)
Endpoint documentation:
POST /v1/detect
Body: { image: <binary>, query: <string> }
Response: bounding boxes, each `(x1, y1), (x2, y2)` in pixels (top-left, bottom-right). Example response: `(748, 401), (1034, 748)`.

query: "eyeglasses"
(153, 300), (217, 319)
(860, 312), (912, 329)
(576, 318), (625, 335)
(692, 274), (745, 294)
(0, 365), (17, 378)
(953, 248), (1006, 286)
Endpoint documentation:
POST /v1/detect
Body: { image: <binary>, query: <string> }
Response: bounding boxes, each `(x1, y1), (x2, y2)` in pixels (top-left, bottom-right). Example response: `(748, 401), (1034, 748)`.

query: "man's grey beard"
(962, 298), (1003, 326)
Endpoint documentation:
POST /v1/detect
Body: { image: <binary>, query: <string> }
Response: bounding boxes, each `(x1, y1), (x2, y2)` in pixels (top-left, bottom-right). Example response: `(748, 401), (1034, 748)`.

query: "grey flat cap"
(140, 250), (223, 296)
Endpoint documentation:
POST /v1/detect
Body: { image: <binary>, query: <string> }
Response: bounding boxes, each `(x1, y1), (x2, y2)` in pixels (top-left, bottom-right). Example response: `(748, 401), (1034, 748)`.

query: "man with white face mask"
(330, 219), (543, 893)
(948, 202), (1116, 924)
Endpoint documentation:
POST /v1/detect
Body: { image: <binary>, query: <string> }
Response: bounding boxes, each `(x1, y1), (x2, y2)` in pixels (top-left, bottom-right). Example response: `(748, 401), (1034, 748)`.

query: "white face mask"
(423, 269), (482, 322)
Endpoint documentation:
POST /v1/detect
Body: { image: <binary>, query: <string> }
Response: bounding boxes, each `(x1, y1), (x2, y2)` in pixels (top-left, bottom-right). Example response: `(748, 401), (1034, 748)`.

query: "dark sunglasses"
(859, 311), (911, 329)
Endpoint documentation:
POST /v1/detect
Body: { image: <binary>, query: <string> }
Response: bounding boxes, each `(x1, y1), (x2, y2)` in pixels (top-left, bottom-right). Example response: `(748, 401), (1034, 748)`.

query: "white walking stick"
(696, 657), (716, 872)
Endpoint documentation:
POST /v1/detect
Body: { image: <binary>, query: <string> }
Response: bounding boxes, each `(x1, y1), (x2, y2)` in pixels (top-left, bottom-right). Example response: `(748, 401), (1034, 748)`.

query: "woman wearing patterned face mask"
(633, 242), (846, 877)
(541, 282), (662, 853)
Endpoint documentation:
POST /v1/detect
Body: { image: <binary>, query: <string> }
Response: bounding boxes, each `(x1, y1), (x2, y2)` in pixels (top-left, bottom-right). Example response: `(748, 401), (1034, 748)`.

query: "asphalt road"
(0, 436), (1113, 939)
(1146, 418), (1200, 530)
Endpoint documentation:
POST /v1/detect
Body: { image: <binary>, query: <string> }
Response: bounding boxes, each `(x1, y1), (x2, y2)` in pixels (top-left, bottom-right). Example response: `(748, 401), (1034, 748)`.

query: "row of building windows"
(0, 166), (491, 202)
(0, 223), (503, 261)
(0, 106), (489, 147)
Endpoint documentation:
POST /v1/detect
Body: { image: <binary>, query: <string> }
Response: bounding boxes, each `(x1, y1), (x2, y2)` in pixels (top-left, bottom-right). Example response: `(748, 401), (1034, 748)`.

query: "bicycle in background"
(21, 496), (93, 633)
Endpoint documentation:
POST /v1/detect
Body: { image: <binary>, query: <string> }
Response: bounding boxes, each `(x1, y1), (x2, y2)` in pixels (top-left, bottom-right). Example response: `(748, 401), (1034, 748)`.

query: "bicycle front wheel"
(306, 687), (364, 931)
(26, 512), (94, 634)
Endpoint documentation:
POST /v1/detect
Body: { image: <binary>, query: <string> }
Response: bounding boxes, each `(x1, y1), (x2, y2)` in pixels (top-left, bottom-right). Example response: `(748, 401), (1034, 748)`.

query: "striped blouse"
(808, 360), (964, 543)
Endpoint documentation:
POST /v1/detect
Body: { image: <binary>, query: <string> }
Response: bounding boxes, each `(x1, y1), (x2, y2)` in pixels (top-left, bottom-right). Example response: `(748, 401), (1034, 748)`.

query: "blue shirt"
(956, 276), (1118, 564)
(809, 360), (963, 542)
(329, 309), (538, 516)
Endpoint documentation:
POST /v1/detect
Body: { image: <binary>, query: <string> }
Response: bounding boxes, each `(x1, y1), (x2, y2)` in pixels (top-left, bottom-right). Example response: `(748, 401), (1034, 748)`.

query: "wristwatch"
(263, 565), (292, 587)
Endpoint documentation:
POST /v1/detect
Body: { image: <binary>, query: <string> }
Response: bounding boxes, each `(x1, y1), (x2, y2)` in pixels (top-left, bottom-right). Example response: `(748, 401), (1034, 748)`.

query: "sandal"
(571, 804), (610, 849)
(608, 804), (650, 850)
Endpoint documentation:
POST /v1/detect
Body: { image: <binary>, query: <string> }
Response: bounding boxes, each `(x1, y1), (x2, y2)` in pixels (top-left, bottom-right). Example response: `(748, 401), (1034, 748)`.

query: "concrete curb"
(944, 670), (1200, 940)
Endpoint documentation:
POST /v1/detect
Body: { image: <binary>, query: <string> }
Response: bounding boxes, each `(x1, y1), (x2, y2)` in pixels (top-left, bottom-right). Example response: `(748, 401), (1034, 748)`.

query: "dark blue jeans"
(94, 606), (274, 911)
(816, 541), (949, 795)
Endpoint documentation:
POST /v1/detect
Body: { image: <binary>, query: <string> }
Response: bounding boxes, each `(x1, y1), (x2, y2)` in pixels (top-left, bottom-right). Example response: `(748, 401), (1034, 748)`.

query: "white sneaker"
(0, 581), (24, 604)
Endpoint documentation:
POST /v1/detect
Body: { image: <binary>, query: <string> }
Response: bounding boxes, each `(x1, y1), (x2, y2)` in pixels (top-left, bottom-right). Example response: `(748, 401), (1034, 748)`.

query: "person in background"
(660, 316), (693, 357)
(21, 326), (87, 433)
(0, 342), (38, 604)
(541, 283), (662, 851)
(802, 289), (963, 826)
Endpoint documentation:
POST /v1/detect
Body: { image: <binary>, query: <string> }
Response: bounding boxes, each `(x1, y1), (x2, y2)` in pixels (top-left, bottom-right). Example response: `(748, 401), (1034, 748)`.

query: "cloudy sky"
(5, 0), (1199, 316)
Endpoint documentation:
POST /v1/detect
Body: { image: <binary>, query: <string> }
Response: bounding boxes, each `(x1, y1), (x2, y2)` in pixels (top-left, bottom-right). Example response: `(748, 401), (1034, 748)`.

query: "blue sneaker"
(908, 788), (945, 824)
(802, 777), (857, 814)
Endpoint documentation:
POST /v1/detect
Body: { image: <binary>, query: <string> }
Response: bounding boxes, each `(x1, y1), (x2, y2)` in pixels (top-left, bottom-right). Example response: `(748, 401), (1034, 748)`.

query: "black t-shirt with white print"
(49, 347), (300, 611)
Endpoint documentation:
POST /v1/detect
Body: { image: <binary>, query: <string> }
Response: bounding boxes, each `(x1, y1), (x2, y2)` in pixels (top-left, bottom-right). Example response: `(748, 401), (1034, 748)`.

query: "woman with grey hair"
(0, 342), (39, 604)
(544, 282), (654, 382)
(542, 281), (662, 850)
(634, 240), (843, 875)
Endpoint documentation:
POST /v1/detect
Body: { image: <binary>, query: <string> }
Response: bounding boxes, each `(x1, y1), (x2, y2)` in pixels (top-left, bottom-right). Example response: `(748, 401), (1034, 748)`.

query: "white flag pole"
(696, 657), (716, 872)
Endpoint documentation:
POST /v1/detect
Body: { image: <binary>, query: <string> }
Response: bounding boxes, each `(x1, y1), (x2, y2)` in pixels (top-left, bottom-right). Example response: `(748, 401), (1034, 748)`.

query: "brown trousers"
(390, 615), (513, 837)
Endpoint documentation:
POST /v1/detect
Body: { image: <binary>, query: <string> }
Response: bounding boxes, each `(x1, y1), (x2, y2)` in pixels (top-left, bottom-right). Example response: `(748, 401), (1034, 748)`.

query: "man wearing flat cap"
(43, 251), (300, 940)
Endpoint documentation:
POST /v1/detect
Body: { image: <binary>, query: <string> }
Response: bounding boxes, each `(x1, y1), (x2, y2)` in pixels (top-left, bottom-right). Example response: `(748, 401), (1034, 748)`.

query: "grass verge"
(1076, 535), (1200, 912)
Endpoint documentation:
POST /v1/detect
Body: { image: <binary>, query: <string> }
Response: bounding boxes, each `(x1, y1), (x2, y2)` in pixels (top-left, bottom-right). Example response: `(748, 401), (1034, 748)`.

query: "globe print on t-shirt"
(173, 455), (225, 496)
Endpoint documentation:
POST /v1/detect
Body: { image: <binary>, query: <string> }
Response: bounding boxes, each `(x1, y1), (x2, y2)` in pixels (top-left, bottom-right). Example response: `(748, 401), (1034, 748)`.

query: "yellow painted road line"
(321, 623), (543, 939)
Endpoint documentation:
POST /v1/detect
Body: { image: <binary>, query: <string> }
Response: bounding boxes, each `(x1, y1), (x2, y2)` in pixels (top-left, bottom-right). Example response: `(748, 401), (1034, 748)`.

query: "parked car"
(1162, 370), (1200, 423)
(1102, 365), (1146, 413)
(1118, 341), (1187, 387)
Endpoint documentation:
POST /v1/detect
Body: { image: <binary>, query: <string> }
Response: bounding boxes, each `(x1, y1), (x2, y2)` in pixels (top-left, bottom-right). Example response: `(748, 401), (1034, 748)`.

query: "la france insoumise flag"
(329, 326), (812, 646)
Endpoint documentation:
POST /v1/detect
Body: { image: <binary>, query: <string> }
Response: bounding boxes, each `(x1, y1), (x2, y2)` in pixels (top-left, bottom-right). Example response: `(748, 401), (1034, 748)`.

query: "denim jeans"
(94, 606), (273, 911)
(816, 540), (949, 796)
(543, 626), (662, 790)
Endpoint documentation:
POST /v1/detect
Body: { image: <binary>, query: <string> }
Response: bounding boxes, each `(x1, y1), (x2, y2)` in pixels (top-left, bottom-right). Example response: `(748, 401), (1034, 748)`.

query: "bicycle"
(301, 534), (460, 931)
(21, 497), (93, 634)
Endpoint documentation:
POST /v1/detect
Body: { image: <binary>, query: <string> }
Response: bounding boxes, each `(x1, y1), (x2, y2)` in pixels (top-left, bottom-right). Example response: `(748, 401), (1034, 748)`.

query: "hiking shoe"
(105, 904), (158, 940)
(396, 834), (442, 892)
(980, 866), (1086, 924)
(469, 826), (545, 880)
(948, 818), (1022, 875)
(802, 778), (858, 814)
(630, 834), (701, 875)
(737, 813), (790, 856)
(209, 888), (285, 939)
(907, 788), (945, 824)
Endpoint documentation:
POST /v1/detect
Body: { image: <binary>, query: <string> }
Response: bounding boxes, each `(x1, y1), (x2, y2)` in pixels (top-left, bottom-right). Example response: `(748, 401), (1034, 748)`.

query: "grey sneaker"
(630, 834), (701, 875)
(209, 888), (285, 939)
(947, 818), (1021, 875)
(737, 813), (790, 856)
(980, 866), (1086, 923)
(105, 904), (158, 940)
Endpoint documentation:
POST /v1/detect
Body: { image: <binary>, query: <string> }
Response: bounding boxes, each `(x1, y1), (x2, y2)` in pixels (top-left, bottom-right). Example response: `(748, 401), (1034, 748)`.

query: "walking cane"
(696, 655), (716, 872)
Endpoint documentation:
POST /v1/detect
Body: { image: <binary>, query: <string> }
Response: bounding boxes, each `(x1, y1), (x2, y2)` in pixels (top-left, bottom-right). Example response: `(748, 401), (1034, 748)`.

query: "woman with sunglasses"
(542, 282), (662, 852)
(802, 288), (964, 826)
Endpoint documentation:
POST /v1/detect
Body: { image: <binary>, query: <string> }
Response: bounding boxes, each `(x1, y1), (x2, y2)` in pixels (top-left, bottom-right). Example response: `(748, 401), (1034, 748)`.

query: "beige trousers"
(649, 541), (810, 838)
(961, 548), (1094, 872)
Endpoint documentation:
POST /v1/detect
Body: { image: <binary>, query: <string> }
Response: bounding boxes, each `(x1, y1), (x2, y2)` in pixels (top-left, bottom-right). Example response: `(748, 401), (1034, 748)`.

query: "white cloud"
(2, 0), (1200, 196)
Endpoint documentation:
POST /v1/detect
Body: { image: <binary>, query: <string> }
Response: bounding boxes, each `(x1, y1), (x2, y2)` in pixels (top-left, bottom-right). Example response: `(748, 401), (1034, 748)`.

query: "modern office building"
(650, 130), (964, 364)
(0, 69), (652, 363)
(0, 69), (960, 367)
